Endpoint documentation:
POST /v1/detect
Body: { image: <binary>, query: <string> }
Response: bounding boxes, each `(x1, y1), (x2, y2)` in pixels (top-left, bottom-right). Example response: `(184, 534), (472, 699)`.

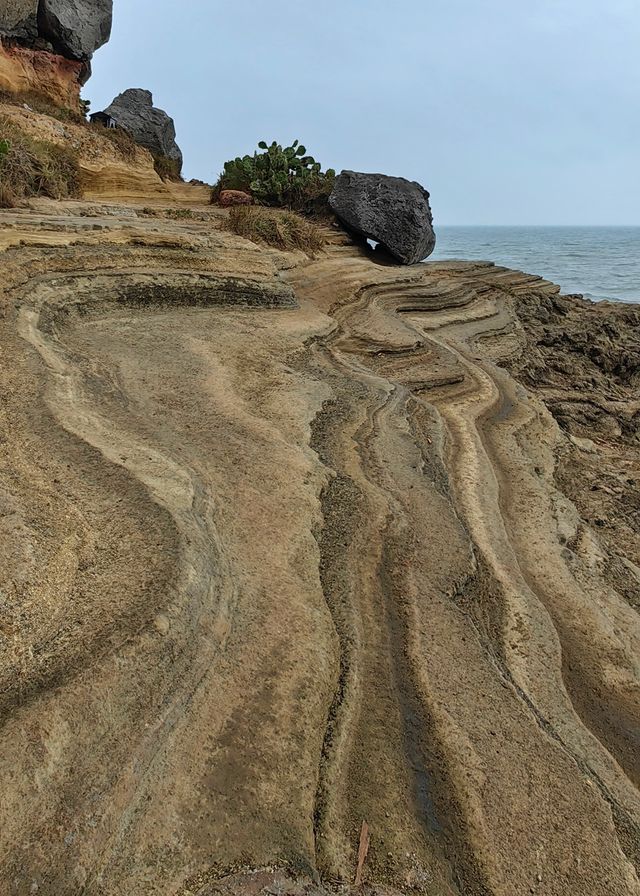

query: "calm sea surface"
(429, 226), (640, 304)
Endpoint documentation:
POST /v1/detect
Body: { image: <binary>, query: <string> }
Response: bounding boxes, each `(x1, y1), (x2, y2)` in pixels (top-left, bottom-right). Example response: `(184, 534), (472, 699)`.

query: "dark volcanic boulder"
(0, 1), (40, 42)
(38, 0), (112, 60)
(329, 170), (436, 265)
(104, 88), (183, 172)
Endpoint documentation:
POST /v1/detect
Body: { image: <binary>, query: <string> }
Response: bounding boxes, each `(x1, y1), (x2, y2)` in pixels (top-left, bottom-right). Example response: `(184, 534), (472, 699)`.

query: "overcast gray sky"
(86, 0), (640, 225)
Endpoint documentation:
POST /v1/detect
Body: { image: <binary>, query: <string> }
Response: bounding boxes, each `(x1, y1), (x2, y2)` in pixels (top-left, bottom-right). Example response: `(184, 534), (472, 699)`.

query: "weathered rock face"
(104, 89), (183, 172)
(0, 39), (85, 108)
(0, 1), (39, 42)
(0, 0), (112, 95)
(38, 0), (112, 61)
(329, 170), (436, 265)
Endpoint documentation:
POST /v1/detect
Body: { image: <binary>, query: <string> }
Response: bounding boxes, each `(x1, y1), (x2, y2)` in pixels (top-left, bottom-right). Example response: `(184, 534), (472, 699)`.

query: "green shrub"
(0, 116), (80, 208)
(164, 207), (194, 219)
(213, 140), (335, 212)
(223, 206), (326, 256)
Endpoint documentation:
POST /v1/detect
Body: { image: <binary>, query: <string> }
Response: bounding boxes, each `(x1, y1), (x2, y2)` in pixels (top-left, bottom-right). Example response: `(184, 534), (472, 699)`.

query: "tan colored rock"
(0, 103), (174, 200)
(0, 40), (83, 109)
(0, 147), (639, 896)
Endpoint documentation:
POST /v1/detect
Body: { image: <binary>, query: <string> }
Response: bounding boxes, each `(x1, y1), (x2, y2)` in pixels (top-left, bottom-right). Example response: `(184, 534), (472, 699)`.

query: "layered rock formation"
(0, 102), (194, 201)
(0, 0), (113, 103)
(104, 89), (183, 172)
(0, 38), (84, 107)
(0, 185), (639, 896)
(329, 170), (436, 264)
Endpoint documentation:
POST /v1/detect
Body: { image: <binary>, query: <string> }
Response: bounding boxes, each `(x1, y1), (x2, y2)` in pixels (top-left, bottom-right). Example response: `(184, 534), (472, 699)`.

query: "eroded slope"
(0, 200), (639, 896)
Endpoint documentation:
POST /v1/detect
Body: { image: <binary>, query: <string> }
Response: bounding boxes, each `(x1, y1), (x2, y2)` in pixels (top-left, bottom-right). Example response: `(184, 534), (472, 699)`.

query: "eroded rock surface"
(0, 0), (39, 42)
(0, 188), (639, 896)
(0, 38), (84, 105)
(38, 0), (113, 61)
(105, 88), (183, 171)
(0, 0), (113, 94)
(329, 169), (436, 264)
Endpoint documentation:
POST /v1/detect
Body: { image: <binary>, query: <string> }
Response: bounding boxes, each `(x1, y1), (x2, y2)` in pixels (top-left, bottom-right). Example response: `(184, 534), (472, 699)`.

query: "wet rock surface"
(104, 88), (183, 171)
(329, 170), (436, 264)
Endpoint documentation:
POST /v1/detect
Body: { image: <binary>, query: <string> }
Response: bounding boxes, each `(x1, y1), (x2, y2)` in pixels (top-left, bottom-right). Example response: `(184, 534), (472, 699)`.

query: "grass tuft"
(90, 123), (139, 160)
(0, 115), (80, 207)
(223, 206), (325, 256)
(0, 90), (85, 124)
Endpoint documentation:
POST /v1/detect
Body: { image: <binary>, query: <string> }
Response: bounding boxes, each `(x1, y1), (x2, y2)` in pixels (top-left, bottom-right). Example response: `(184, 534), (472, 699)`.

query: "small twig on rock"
(354, 820), (370, 887)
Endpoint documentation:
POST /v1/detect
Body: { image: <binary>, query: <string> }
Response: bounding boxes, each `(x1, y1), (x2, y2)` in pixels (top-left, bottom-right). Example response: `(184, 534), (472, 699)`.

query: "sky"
(86, 0), (640, 225)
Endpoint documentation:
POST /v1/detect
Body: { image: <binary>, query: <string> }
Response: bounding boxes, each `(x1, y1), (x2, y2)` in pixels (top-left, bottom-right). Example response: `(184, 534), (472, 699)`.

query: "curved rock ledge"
(0, 201), (638, 896)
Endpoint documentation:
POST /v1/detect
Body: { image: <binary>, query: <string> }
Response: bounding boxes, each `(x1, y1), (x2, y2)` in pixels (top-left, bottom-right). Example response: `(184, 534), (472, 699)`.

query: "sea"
(429, 226), (640, 304)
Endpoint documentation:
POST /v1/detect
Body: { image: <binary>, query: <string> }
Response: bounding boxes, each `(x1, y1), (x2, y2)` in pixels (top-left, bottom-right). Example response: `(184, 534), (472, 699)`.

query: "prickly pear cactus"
(217, 140), (335, 209)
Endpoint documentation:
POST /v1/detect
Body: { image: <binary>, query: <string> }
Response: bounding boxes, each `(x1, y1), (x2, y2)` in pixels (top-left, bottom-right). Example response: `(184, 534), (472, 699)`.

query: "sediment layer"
(0, 198), (638, 896)
(0, 39), (84, 109)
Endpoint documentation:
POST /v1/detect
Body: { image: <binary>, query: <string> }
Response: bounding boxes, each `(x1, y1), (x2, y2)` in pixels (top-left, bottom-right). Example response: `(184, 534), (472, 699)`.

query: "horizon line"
(436, 223), (640, 228)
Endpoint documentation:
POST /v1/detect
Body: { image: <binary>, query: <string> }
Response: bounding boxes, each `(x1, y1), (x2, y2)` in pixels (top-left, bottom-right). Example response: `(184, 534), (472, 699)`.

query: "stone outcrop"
(1, 197), (639, 896)
(0, 39), (84, 108)
(0, 1), (39, 42)
(0, 0), (112, 86)
(329, 170), (436, 264)
(38, 0), (112, 61)
(104, 89), (183, 172)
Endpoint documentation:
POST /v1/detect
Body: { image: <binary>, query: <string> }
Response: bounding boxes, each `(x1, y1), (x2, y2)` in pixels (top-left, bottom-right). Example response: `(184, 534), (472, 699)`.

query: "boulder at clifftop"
(104, 89), (183, 172)
(38, 0), (112, 61)
(329, 171), (436, 265)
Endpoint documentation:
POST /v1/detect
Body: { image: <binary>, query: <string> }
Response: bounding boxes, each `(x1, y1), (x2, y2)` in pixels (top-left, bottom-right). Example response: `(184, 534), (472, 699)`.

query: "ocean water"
(429, 226), (640, 304)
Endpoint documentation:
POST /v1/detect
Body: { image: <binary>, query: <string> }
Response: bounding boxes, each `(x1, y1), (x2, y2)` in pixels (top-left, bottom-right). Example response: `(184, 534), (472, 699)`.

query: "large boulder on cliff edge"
(104, 88), (183, 172)
(329, 171), (436, 265)
(38, 0), (112, 60)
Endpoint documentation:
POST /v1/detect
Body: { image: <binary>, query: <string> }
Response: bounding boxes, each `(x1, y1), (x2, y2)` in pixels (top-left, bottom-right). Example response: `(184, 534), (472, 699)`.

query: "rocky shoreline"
(1, 2), (639, 895)
(0, 194), (638, 895)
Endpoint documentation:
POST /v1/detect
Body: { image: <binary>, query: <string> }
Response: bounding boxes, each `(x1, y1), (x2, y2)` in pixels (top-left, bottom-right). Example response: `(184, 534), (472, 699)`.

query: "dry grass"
(0, 90), (85, 124)
(0, 115), (80, 207)
(89, 123), (139, 160)
(223, 206), (326, 256)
